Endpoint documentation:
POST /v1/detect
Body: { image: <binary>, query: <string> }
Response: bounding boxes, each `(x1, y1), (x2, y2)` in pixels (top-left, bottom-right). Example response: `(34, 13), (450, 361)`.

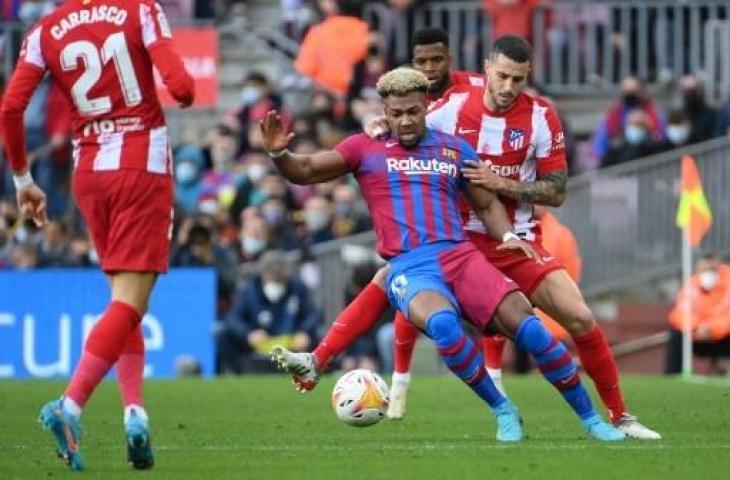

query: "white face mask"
(242, 237), (266, 255)
(666, 125), (690, 145)
(699, 270), (719, 291)
(247, 163), (268, 183)
(305, 211), (330, 232)
(263, 281), (286, 303)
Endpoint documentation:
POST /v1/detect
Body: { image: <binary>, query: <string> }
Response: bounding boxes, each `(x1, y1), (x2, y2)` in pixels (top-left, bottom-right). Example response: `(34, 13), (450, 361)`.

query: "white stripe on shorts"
(93, 133), (124, 171)
(147, 126), (169, 174)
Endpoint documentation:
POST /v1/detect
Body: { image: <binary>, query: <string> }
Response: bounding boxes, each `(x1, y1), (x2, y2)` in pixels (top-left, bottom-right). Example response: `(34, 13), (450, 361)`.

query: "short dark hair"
(245, 71), (269, 85)
(411, 27), (450, 50)
(336, 0), (362, 17)
(492, 35), (532, 63)
(668, 109), (688, 124)
(699, 251), (718, 262)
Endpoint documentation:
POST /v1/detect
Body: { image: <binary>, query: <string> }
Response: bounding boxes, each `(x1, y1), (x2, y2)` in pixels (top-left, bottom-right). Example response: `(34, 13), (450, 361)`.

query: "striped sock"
(515, 316), (595, 420)
(425, 309), (506, 409)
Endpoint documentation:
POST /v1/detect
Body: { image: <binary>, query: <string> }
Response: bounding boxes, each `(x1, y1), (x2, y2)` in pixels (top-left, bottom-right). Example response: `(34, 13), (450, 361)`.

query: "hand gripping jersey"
(426, 85), (567, 242)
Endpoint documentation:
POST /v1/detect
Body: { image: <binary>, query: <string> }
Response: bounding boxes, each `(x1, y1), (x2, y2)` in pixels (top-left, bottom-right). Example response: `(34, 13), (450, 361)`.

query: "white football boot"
(270, 345), (320, 393)
(386, 373), (411, 420)
(614, 413), (662, 440)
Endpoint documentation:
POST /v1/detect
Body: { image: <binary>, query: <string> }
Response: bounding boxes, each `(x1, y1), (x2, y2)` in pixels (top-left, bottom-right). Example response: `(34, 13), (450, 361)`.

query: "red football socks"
(574, 325), (627, 423)
(116, 324), (145, 407)
(393, 311), (419, 374)
(483, 335), (507, 370)
(313, 282), (390, 369)
(65, 301), (141, 408)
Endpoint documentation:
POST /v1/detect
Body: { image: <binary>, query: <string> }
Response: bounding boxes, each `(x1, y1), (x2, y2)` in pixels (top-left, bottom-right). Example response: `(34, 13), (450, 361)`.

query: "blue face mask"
(240, 86), (263, 106)
(624, 124), (647, 145)
(19, 3), (43, 23)
(175, 162), (198, 184)
(262, 208), (284, 225)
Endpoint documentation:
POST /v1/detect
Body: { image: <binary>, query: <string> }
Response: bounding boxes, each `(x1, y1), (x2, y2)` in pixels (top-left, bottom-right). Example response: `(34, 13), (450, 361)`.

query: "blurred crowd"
(2, 0), (730, 373)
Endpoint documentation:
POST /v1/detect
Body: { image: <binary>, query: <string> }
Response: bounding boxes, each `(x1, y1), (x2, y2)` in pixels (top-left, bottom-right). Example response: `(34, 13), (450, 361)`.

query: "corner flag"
(675, 155), (712, 247)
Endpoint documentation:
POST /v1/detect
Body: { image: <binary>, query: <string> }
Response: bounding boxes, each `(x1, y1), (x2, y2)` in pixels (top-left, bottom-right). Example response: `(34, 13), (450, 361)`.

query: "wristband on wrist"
(268, 148), (290, 159)
(502, 231), (520, 243)
(12, 171), (34, 190)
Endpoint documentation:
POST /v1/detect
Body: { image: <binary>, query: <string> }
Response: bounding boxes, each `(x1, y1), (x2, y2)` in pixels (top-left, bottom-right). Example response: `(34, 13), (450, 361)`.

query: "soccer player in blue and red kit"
(262, 68), (624, 442)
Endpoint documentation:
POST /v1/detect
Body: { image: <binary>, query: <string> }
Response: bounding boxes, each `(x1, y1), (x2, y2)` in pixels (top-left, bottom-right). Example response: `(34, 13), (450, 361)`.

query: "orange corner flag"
(676, 155), (712, 247)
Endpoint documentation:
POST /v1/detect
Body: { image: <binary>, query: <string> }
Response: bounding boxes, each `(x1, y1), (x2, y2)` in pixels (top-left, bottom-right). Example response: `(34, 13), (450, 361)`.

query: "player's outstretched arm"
(465, 183), (541, 262)
(1, 62), (49, 227)
(260, 110), (350, 185)
(462, 160), (568, 207)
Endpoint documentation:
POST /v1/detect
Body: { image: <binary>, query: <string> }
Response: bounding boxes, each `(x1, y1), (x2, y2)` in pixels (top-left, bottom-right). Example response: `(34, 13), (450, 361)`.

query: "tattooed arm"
(462, 163), (568, 207)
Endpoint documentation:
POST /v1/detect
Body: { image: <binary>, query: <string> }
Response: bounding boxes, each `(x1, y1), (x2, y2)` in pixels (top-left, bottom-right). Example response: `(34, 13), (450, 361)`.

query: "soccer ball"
(331, 369), (389, 427)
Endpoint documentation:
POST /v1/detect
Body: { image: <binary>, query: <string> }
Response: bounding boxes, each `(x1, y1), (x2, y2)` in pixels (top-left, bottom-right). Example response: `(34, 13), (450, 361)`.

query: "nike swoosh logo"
(458, 128), (477, 134)
(542, 256), (555, 262)
(64, 424), (79, 453)
(385, 142), (398, 148)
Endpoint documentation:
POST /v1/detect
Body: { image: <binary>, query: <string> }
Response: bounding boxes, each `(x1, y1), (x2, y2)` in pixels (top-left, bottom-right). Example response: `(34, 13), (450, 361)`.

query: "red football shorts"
(467, 231), (564, 297)
(73, 170), (173, 274)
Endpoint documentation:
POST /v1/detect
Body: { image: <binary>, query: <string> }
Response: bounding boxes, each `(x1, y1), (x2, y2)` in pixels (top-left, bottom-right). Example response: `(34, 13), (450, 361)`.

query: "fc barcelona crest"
(441, 147), (458, 161)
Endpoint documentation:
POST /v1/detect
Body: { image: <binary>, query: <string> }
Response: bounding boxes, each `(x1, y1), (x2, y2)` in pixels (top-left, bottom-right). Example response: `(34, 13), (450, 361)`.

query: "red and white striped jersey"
(14, 0), (184, 174)
(426, 85), (567, 241)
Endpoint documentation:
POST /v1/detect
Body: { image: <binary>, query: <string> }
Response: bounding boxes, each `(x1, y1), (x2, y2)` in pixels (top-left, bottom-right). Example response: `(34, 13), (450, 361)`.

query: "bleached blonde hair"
(375, 68), (429, 98)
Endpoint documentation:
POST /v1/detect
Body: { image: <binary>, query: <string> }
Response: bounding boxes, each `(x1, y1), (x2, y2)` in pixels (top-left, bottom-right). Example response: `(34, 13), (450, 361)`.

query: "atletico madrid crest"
(506, 128), (526, 150)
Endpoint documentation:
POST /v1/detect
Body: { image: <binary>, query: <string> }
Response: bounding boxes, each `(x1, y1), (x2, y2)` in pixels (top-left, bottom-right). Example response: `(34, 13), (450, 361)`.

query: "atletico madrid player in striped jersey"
(1, 0), (194, 470)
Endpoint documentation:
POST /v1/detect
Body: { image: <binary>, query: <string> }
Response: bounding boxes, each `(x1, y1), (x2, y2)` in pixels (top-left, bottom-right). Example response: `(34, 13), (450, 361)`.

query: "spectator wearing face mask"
(677, 74), (717, 145)
(215, 250), (322, 374)
(594, 75), (666, 161)
(199, 125), (244, 215)
(230, 149), (272, 222)
(259, 197), (301, 251)
(236, 212), (271, 274)
(658, 110), (692, 152)
(171, 221), (239, 318)
(302, 195), (334, 245)
(224, 72), (292, 155)
(666, 253), (730, 374)
(331, 183), (371, 238)
(602, 109), (665, 167)
(174, 145), (206, 214)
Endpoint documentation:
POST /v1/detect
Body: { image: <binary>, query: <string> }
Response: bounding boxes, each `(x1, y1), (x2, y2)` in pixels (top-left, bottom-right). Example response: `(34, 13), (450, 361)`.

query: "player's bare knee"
(562, 305), (596, 336)
(371, 266), (390, 290)
(110, 271), (157, 315)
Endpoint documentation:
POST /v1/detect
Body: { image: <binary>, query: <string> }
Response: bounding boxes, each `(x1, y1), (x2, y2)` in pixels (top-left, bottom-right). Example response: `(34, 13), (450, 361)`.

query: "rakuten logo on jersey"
(386, 157), (458, 177)
(482, 159), (521, 177)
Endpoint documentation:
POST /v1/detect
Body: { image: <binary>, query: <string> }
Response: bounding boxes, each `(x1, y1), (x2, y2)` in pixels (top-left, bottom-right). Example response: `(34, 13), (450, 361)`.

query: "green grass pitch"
(1, 375), (729, 479)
